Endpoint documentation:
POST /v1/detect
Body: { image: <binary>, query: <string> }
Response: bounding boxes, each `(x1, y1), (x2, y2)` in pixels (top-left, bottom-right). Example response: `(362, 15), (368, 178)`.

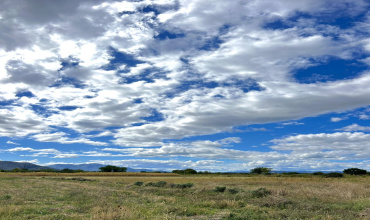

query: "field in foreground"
(0, 173), (369, 219)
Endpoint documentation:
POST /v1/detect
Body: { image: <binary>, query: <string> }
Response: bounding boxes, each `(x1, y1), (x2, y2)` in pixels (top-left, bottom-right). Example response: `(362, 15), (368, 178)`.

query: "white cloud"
(271, 132), (370, 160)
(281, 121), (304, 126)
(331, 117), (346, 122)
(52, 154), (79, 159)
(32, 132), (108, 146)
(5, 147), (61, 157)
(337, 124), (370, 132)
(15, 159), (39, 164)
(6, 147), (34, 152)
(6, 141), (19, 145)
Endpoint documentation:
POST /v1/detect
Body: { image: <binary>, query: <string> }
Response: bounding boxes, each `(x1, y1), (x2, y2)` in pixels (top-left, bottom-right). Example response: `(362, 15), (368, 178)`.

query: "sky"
(0, 0), (370, 172)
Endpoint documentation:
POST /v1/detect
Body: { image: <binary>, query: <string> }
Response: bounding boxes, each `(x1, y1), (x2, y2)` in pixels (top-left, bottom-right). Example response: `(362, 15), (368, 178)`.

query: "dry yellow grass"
(0, 174), (369, 219)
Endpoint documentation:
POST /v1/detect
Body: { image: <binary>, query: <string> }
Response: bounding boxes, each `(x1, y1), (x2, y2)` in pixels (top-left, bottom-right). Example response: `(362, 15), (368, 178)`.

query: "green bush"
(324, 172), (343, 178)
(133, 181), (144, 186)
(69, 177), (92, 181)
(251, 188), (271, 198)
(146, 181), (167, 187)
(214, 186), (226, 192)
(2, 195), (11, 200)
(228, 188), (239, 194)
(312, 172), (324, 176)
(170, 183), (194, 188)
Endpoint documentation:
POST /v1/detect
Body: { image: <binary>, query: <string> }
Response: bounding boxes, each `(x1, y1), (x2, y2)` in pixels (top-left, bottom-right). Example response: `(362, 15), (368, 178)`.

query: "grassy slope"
(0, 174), (369, 219)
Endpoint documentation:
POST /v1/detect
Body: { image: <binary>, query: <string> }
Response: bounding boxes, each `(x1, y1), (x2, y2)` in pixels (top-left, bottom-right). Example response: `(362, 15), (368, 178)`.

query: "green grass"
(0, 174), (369, 219)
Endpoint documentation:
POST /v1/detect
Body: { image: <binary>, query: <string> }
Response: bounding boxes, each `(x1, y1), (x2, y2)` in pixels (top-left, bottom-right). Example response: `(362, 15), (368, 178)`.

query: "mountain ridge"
(0, 161), (54, 171)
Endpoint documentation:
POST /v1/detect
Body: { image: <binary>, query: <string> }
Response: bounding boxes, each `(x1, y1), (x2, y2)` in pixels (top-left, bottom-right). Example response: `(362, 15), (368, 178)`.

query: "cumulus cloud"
(271, 132), (370, 160)
(331, 117), (346, 122)
(337, 124), (370, 132)
(32, 132), (108, 146)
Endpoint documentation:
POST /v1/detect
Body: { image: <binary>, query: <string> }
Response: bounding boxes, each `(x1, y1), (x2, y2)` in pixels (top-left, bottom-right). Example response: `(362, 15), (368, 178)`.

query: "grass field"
(0, 173), (369, 219)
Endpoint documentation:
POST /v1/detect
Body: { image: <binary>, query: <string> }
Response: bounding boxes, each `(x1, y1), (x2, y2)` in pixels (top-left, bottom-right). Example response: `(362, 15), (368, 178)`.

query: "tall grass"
(0, 174), (369, 219)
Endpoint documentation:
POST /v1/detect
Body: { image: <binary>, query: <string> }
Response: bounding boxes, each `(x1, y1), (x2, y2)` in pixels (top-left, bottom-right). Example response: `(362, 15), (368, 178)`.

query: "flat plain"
(0, 173), (369, 219)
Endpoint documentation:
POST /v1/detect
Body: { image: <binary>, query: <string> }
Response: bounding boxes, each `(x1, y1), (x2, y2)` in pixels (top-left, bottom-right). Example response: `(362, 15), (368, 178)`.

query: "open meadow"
(0, 173), (369, 220)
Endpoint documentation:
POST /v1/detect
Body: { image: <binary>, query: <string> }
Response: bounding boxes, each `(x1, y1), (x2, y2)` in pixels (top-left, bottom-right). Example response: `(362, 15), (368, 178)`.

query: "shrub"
(324, 172), (343, 178)
(228, 188), (239, 194)
(2, 195), (11, 200)
(146, 181), (167, 187)
(69, 177), (92, 181)
(133, 181), (144, 186)
(312, 172), (324, 176)
(251, 188), (271, 198)
(170, 183), (194, 189)
(214, 186), (226, 192)
(343, 168), (367, 175)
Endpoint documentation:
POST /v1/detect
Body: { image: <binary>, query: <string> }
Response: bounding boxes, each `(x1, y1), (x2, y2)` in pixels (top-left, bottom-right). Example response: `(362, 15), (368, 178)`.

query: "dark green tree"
(99, 165), (127, 172)
(172, 169), (197, 175)
(59, 168), (75, 173)
(343, 168), (367, 175)
(184, 168), (197, 174)
(250, 167), (272, 175)
(172, 169), (183, 174)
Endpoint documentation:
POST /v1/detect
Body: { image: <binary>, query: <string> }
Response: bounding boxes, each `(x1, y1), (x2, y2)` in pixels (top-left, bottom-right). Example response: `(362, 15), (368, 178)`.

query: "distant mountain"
(48, 163), (104, 172)
(48, 163), (153, 172)
(0, 161), (54, 171)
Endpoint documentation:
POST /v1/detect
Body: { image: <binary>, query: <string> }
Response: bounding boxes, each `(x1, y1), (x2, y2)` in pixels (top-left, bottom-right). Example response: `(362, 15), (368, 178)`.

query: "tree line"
(0, 166), (368, 175)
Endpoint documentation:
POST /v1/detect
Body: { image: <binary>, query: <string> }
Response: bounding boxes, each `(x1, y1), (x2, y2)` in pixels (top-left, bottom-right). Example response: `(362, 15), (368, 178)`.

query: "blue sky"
(0, 0), (370, 172)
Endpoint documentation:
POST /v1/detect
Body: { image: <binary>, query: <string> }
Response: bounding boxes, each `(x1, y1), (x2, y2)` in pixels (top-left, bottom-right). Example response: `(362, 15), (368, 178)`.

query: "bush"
(170, 183), (194, 189)
(133, 181), (144, 186)
(2, 195), (11, 200)
(228, 188), (240, 194)
(251, 188), (271, 198)
(214, 186), (226, 192)
(69, 177), (92, 181)
(312, 172), (324, 176)
(324, 172), (343, 178)
(146, 181), (167, 187)
(343, 168), (367, 175)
